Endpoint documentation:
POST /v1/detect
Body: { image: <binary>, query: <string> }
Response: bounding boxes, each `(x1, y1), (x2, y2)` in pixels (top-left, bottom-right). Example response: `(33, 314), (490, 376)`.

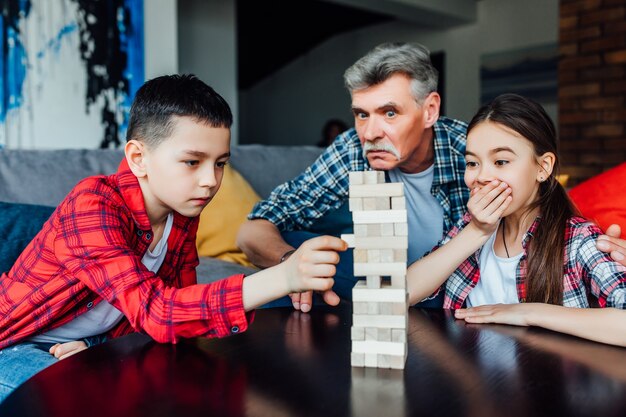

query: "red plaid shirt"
(430, 213), (626, 309)
(0, 159), (251, 349)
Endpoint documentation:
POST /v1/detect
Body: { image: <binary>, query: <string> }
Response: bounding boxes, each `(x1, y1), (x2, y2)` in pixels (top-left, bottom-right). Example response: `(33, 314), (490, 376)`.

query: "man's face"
(141, 116), (231, 219)
(351, 73), (435, 172)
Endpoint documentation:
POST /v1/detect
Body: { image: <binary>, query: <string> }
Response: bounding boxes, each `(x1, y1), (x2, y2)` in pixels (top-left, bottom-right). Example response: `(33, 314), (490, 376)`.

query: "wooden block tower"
(341, 171), (409, 369)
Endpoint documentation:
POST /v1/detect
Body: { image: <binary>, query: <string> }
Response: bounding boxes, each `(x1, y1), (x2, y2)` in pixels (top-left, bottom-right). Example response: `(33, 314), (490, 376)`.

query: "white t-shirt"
(31, 213), (175, 343)
(388, 165), (444, 264)
(466, 229), (522, 307)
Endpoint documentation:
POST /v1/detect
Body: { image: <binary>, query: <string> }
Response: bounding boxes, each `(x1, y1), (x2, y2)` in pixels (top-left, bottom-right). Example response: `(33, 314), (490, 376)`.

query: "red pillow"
(568, 162), (626, 238)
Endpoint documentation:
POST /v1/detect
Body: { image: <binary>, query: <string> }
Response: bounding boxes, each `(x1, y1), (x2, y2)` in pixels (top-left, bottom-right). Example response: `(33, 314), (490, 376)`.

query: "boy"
(0, 74), (346, 402)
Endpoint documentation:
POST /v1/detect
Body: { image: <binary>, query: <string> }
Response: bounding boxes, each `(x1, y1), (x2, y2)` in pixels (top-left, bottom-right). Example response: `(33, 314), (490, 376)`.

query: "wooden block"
(349, 171), (364, 185)
(365, 327), (378, 340)
(353, 249), (368, 263)
(351, 326), (365, 341)
(390, 274), (406, 289)
(393, 249), (407, 262)
(353, 301), (368, 314)
(391, 329), (407, 343)
(340, 234), (355, 247)
(367, 250), (380, 263)
(354, 225), (369, 237)
(353, 210), (407, 224)
(352, 340), (406, 355)
(391, 196), (405, 209)
(392, 301), (408, 315)
(378, 354), (406, 369)
(378, 328), (391, 342)
(348, 198), (363, 212)
(366, 276), (382, 289)
(351, 352), (365, 367)
(362, 197), (378, 210)
(389, 353), (407, 369)
(363, 171), (385, 185)
(394, 222), (408, 236)
(366, 224), (380, 237)
(380, 249), (394, 263)
(379, 302), (392, 315)
(349, 183), (403, 197)
(364, 353), (378, 367)
(367, 301), (379, 314)
(354, 262), (406, 276)
(353, 315), (407, 329)
(352, 281), (407, 302)
(381, 223), (395, 236)
(353, 236), (408, 249)
(375, 197), (391, 210)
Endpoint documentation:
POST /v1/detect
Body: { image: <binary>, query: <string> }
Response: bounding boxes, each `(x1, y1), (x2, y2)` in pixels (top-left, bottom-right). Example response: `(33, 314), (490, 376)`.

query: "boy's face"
(139, 116), (231, 219)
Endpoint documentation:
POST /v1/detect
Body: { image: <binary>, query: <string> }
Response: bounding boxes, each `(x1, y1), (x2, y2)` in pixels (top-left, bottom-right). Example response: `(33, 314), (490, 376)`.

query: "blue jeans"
(260, 231), (443, 309)
(0, 335), (106, 404)
(0, 342), (58, 404)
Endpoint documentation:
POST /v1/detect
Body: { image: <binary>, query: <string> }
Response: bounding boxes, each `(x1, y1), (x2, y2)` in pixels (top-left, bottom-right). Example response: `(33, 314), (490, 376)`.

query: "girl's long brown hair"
(467, 94), (579, 305)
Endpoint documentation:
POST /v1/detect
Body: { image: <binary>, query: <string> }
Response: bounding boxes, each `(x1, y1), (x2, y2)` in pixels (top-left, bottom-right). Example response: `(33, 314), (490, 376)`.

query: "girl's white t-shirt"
(466, 228), (523, 307)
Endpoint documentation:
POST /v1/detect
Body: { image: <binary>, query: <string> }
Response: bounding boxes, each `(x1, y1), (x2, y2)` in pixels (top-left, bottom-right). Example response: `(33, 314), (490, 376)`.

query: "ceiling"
(236, 0), (391, 90)
(236, 0), (477, 90)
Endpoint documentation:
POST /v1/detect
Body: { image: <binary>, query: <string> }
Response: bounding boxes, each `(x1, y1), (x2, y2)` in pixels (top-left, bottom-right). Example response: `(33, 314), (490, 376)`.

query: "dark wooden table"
(3, 303), (626, 417)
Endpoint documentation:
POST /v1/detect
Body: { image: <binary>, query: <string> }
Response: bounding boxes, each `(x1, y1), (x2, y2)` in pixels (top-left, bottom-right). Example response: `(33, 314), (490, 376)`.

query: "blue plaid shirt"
(249, 116), (469, 234)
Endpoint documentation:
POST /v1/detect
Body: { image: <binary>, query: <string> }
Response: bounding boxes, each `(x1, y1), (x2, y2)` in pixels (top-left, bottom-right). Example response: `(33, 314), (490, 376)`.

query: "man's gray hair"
(343, 42), (438, 103)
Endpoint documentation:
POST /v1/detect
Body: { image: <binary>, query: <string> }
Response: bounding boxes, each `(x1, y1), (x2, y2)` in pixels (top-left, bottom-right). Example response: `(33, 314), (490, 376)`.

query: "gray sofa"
(0, 145), (324, 283)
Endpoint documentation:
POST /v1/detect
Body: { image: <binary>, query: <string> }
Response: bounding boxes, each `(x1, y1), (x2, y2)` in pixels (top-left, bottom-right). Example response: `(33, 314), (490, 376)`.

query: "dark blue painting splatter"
(0, 0), (144, 148)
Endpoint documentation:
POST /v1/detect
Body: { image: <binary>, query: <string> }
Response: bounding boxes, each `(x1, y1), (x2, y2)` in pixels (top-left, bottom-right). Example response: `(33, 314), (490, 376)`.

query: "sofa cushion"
(229, 145), (322, 198)
(196, 256), (258, 284)
(569, 162), (626, 238)
(196, 165), (260, 266)
(0, 202), (55, 274)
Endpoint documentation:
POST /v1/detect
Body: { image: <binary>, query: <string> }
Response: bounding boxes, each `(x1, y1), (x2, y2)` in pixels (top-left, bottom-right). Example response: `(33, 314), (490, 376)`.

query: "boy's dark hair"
(126, 74), (233, 148)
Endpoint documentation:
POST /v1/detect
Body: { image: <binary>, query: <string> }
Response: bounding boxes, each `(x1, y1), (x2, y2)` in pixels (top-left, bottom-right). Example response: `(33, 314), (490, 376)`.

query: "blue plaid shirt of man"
(249, 116), (470, 239)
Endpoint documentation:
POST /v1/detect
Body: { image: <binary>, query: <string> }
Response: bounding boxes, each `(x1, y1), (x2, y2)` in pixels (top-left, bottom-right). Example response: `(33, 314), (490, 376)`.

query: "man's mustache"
(362, 141), (401, 160)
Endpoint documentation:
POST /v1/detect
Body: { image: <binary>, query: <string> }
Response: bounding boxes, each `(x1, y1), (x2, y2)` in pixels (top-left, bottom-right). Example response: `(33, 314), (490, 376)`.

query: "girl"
(406, 94), (626, 333)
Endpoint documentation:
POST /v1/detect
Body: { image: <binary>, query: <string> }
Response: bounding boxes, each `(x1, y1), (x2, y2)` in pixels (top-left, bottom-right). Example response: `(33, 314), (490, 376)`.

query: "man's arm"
(597, 224), (626, 266)
(239, 131), (361, 268)
(237, 219), (295, 269)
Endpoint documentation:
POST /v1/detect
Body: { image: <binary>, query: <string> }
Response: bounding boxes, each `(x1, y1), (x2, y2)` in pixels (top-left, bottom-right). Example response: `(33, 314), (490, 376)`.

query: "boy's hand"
(597, 224), (626, 266)
(467, 180), (512, 236)
(49, 341), (88, 360)
(283, 236), (347, 311)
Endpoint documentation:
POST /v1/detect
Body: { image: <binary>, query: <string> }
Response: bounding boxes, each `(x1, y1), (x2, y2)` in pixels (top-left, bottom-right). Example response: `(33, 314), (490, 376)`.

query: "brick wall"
(559, 0), (626, 185)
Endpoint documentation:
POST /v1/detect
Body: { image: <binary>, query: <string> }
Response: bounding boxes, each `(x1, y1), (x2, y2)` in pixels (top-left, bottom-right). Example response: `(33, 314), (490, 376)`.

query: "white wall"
(2, 0), (177, 150)
(177, 0), (239, 144)
(145, 0), (179, 79)
(240, 0), (558, 146)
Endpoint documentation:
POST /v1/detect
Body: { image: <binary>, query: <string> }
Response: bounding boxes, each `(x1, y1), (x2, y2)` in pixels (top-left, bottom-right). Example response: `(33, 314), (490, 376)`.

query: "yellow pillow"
(196, 165), (260, 267)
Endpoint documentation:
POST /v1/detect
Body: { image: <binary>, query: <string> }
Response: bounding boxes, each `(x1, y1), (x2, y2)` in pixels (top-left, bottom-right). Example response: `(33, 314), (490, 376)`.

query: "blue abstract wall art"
(0, 0), (144, 149)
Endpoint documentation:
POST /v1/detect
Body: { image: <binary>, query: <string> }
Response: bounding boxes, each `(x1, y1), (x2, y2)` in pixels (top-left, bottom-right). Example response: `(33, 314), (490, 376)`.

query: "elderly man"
(238, 42), (469, 312)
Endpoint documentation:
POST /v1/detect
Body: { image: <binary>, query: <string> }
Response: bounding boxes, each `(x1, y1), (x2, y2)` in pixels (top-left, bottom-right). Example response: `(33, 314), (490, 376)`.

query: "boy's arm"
(241, 236), (347, 310)
(455, 304), (626, 347)
(407, 180), (511, 304)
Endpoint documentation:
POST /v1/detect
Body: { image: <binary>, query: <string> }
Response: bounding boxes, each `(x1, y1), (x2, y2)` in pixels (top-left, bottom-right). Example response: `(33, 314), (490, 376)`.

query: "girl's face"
(465, 121), (548, 217)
